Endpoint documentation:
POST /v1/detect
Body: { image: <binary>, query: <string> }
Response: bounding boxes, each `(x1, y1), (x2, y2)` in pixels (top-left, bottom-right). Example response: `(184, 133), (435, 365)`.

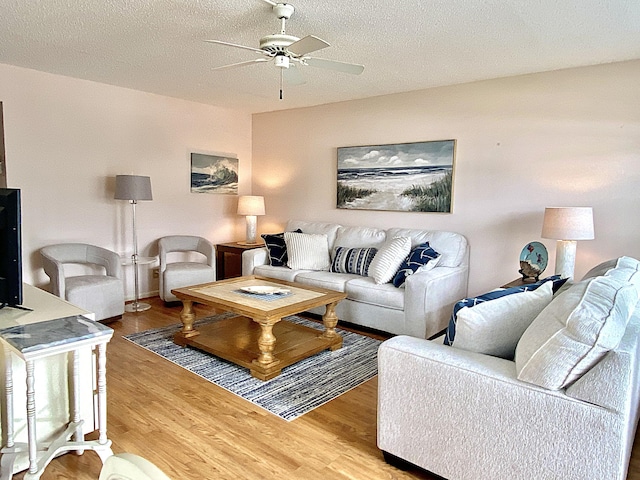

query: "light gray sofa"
(378, 257), (640, 480)
(242, 220), (469, 338)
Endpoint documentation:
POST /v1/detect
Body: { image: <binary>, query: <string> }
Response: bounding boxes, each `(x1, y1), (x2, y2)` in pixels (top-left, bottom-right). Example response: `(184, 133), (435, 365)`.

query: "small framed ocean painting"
(190, 152), (238, 194)
(337, 140), (456, 212)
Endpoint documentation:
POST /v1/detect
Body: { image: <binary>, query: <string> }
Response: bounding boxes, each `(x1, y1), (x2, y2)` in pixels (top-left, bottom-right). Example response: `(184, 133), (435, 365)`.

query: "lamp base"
(555, 240), (577, 279)
(125, 301), (151, 313)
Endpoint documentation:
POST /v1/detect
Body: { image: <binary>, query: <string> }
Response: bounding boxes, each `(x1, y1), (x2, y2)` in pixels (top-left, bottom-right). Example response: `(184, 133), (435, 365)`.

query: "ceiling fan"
(205, 0), (364, 99)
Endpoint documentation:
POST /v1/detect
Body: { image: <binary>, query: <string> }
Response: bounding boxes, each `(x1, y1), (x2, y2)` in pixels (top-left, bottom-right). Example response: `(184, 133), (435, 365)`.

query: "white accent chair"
(158, 235), (216, 303)
(99, 453), (172, 480)
(40, 243), (124, 321)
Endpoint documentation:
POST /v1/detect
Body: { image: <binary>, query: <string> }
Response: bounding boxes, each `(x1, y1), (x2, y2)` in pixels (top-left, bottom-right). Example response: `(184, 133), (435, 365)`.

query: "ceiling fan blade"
(212, 58), (270, 71)
(204, 39), (265, 55)
(304, 57), (365, 75)
(287, 35), (330, 56)
(283, 65), (306, 85)
(261, 0), (277, 6)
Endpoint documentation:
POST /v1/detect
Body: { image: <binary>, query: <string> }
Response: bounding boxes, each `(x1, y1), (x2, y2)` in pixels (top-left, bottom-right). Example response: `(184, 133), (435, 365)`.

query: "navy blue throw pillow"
(392, 242), (441, 287)
(443, 275), (567, 346)
(261, 229), (302, 267)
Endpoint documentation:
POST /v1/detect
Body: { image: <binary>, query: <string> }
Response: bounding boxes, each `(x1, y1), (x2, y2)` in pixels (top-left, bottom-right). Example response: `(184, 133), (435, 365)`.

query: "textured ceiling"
(1, 0), (639, 114)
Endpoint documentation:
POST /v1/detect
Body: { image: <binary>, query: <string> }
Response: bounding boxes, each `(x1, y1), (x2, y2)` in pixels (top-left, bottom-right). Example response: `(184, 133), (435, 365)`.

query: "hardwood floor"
(12, 297), (640, 479)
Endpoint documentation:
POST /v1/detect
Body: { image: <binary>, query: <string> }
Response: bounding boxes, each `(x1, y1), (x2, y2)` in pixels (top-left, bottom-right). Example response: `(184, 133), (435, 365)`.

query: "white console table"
(0, 285), (107, 477)
(0, 316), (113, 479)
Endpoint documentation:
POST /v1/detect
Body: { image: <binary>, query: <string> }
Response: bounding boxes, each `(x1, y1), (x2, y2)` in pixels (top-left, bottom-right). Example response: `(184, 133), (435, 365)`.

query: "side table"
(0, 315), (114, 479)
(501, 278), (539, 289)
(216, 242), (261, 280)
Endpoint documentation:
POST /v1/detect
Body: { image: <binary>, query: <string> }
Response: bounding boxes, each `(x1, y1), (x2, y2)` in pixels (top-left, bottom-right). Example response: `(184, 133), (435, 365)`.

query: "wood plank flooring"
(11, 297), (640, 479)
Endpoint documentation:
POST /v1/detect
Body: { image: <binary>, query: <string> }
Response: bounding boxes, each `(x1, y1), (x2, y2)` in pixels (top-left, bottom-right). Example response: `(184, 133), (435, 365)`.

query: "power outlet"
(152, 267), (159, 279)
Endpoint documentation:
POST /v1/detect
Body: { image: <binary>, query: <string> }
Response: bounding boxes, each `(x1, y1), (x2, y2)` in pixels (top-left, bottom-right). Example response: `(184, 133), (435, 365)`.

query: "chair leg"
(99, 315), (122, 324)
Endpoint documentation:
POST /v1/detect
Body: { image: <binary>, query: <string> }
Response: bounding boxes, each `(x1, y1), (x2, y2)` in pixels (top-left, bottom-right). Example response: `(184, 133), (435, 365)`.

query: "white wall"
(252, 60), (640, 296)
(0, 63), (252, 298)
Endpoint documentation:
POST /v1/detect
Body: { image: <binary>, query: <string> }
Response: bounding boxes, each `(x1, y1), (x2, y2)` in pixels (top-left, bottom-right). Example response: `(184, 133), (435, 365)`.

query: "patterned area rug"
(123, 314), (381, 421)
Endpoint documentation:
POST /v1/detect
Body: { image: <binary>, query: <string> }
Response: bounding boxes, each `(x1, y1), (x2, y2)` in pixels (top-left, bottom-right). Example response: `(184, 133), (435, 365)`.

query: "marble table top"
(0, 315), (113, 354)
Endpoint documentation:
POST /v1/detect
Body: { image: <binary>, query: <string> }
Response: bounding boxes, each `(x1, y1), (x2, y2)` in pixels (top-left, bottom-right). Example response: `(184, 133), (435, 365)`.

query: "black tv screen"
(0, 188), (23, 307)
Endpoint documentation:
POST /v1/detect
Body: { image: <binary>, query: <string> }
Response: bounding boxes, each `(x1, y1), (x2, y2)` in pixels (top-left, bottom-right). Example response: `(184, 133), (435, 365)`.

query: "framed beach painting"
(337, 140), (456, 213)
(190, 152), (238, 194)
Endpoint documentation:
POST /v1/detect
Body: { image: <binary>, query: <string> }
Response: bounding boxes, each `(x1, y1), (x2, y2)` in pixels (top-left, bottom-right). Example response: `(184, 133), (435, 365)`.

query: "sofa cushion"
(582, 256), (640, 297)
(261, 229), (302, 267)
(333, 226), (387, 251)
(284, 232), (331, 271)
(368, 237), (412, 284)
(392, 242), (441, 288)
(515, 275), (639, 390)
(295, 271), (356, 293)
(386, 228), (468, 268)
(331, 246), (378, 276)
(345, 277), (405, 310)
(253, 264), (307, 282)
(444, 281), (553, 359)
(286, 220), (341, 251)
(582, 256), (640, 281)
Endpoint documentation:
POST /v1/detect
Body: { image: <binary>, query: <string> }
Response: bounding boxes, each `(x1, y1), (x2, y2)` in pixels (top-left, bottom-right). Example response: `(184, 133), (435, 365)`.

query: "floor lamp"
(115, 175), (153, 312)
(541, 206), (594, 279)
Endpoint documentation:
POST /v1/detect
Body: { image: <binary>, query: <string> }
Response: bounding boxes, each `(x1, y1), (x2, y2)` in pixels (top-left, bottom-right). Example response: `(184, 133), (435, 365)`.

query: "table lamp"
(237, 195), (265, 245)
(541, 207), (594, 279)
(115, 174), (153, 312)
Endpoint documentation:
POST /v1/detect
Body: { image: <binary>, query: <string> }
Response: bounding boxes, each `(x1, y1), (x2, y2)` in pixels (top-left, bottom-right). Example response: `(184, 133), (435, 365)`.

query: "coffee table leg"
(321, 302), (343, 350)
(255, 320), (279, 366)
(175, 300), (200, 343)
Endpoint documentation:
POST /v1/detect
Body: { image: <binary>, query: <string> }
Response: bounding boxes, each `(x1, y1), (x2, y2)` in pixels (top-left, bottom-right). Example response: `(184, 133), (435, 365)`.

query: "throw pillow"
(515, 276), (639, 390)
(261, 229), (302, 267)
(443, 275), (565, 348)
(331, 246), (378, 276)
(368, 237), (412, 284)
(391, 242), (441, 288)
(284, 232), (331, 271)
(444, 281), (553, 359)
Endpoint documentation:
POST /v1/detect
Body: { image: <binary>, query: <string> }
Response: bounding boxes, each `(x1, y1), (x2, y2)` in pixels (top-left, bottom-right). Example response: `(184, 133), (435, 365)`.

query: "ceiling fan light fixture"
(275, 54), (290, 69)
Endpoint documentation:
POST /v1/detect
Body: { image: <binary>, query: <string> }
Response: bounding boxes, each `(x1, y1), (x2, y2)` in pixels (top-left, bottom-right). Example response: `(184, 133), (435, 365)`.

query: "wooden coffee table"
(172, 275), (347, 380)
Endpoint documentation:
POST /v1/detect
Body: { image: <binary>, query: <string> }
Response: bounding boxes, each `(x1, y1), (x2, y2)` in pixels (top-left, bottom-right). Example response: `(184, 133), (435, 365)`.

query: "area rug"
(123, 314), (381, 421)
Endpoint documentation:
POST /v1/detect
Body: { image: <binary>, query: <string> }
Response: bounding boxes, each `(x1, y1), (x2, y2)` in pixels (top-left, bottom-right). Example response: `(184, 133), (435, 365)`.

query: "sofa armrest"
(242, 247), (269, 276)
(378, 336), (629, 480)
(404, 265), (469, 338)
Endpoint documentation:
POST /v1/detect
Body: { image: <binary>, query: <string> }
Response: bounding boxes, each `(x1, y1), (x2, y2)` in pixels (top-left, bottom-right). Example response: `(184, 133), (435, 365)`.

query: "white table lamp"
(541, 207), (594, 279)
(237, 195), (265, 245)
(115, 175), (153, 312)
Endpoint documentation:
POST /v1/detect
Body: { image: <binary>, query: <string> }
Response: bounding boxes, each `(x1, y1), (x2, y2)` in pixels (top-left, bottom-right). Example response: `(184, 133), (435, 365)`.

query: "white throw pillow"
(515, 276), (639, 390)
(284, 232), (331, 271)
(367, 236), (412, 284)
(452, 281), (554, 359)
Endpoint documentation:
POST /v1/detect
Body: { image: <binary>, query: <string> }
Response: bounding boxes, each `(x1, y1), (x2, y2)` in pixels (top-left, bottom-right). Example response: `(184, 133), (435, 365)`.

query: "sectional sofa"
(242, 220), (470, 338)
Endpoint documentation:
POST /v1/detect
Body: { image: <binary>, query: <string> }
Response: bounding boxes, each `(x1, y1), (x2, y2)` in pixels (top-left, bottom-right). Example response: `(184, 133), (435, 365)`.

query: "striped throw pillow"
(331, 247), (378, 276)
(284, 232), (331, 271)
(368, 237), (412, 284)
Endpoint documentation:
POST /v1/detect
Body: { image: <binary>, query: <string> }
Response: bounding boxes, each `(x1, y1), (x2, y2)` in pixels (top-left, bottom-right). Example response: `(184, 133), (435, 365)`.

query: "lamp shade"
(541, 207), (594, 240)
(114, 175), (153, 201)
(237, 195), (265, 216)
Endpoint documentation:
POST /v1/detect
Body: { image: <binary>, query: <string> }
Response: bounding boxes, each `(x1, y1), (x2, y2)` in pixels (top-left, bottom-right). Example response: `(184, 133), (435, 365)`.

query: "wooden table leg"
(321, 302), (343, 350)
(174, 300), (200, 343)
(255, 320), (279, 366)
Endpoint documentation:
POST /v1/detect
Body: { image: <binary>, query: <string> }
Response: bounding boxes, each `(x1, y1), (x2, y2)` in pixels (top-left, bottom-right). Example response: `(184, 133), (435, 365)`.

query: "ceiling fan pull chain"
(279, 68), (284, 100)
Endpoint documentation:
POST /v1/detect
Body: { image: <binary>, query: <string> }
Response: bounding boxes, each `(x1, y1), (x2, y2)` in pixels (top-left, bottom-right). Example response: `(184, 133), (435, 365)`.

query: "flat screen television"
(0, 188), (23, 308)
